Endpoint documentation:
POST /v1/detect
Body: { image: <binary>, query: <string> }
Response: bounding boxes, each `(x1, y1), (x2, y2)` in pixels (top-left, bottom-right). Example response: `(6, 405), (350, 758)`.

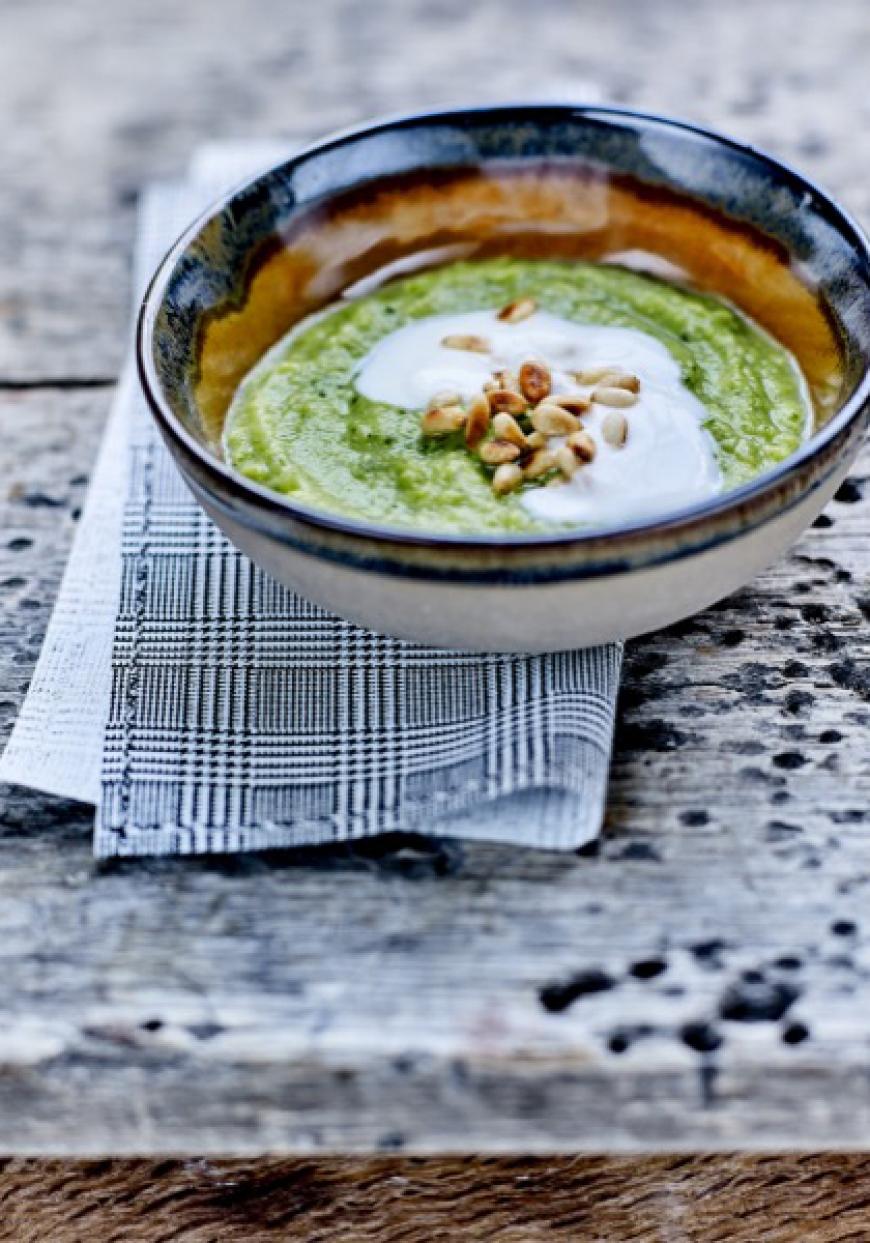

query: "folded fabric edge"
(0, 164), (242, 807)
(0, 369), (134, 804)
(93, 751), (613, 858)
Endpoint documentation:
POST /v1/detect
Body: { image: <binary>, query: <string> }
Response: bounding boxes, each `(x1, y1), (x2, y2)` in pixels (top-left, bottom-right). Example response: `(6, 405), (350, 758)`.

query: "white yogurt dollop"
(354, 308), (723, 529)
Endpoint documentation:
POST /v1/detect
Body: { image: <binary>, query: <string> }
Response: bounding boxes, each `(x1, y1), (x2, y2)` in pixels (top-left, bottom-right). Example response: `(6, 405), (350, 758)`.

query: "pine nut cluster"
(420, 298), (641, 496)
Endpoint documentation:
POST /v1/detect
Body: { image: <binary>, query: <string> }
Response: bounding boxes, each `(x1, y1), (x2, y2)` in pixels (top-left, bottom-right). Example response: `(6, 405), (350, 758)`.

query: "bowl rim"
(137, 102), (870, 555)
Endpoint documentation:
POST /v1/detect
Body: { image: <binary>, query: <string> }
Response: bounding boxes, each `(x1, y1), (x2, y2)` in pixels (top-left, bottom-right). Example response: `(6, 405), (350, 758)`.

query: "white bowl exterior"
(192, 455), (852, 653)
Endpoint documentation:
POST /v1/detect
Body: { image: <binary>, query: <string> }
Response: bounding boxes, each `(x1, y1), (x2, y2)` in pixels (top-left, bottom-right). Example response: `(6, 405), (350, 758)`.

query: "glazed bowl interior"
(141, 105), (870, 547)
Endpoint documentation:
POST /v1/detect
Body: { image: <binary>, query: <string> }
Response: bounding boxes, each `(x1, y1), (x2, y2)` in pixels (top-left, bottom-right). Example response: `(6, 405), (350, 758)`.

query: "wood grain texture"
(2, 1154), (870, 1241)
(0, 0), (868, 1154)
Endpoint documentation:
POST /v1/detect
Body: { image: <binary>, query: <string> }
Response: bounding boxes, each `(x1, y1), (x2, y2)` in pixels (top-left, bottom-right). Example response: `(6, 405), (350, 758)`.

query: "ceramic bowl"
(137, 105), (870, 652)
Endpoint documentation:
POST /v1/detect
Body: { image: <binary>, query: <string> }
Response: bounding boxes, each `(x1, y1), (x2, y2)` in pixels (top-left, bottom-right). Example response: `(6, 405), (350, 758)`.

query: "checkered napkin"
(1, 143), (623, 857)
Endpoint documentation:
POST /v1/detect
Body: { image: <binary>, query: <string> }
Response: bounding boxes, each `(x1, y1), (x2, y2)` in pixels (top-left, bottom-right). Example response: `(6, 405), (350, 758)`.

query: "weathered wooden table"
(1, 0), (869, 1187)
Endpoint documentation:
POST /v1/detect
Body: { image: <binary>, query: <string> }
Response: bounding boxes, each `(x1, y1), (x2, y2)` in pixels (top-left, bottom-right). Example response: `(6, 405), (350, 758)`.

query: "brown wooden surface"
(0, 1154), (868, 1241)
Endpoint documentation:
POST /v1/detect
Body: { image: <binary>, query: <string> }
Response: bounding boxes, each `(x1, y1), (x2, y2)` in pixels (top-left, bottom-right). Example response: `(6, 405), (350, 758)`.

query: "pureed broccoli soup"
(225, 258), (814, 533)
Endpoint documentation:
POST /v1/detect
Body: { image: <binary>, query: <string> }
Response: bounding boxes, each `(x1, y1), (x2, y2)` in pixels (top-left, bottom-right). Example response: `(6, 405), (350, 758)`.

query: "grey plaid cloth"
(94, 163), (622, 858)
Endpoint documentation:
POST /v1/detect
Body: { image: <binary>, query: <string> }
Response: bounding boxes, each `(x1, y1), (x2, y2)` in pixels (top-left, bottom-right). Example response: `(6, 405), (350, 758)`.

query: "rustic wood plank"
(0, 0), (868, 1155)
(1, 1154), (870, 1242)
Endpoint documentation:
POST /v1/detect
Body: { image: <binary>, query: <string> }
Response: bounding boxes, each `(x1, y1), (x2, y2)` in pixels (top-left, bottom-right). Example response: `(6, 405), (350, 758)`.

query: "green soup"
(224, 258), (809, 534)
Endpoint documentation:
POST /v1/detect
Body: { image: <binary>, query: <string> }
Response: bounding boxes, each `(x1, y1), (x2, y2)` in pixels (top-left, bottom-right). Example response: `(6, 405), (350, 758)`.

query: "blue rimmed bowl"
(137, 105), (870, 652)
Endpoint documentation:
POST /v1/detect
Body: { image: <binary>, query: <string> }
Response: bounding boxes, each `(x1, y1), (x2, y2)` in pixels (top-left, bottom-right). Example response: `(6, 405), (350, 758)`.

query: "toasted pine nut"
(525, 430), (547, 450)
(492, 412), (528, 448)
(491, 462), (524, 495)
(426, 389), (461, 410)
(488, 388), (528, 416)
(464, 392), (491, 449)
(606, 372), (641, 393)
(572, 364), (620, 385)
(593, 386), (638, 408)
(566, 428), (597, 462)
(523, 447), (558, 479)
(441, 333), (490, 353)
(555, 445), (580, 478)
(421, 405), (466, 436)
(497, 296), (537, 323)
(548, 392), (591, 416)
(519, 360), (551, 404)
(480, 438), (521, 465)
(531, 403), (580, 437)
(601, 410), (628, 447)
